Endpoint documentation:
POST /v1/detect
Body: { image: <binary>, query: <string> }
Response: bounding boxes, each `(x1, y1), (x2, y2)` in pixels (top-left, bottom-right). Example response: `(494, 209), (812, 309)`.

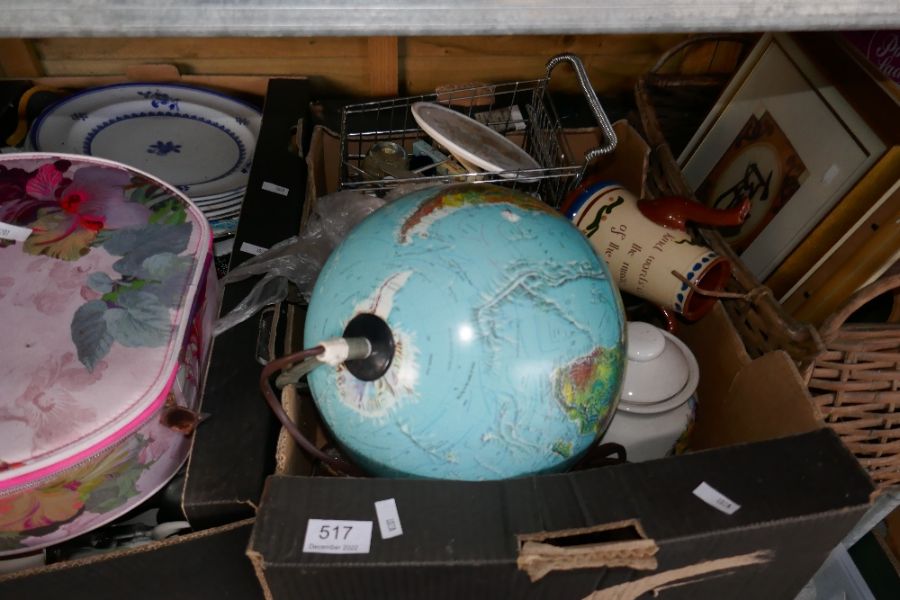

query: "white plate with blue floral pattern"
(31, 83), (262, 198)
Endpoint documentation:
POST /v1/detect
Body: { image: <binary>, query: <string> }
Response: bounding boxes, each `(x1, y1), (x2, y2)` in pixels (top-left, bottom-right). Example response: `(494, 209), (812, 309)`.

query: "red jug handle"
(638, 196), (750, 231)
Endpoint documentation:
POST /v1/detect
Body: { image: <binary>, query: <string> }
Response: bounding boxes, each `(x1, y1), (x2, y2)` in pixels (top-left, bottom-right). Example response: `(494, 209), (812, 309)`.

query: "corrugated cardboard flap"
(679, 302), (823, 450)
(517, 520), (659, 582)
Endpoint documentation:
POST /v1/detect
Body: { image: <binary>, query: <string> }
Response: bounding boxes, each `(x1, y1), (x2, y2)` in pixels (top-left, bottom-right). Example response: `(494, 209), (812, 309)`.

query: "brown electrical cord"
(259, 347), (363, 476)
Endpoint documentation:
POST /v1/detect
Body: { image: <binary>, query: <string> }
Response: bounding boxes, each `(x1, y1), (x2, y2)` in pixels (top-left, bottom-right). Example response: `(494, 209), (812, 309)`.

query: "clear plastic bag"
(213, 190), (388, 336)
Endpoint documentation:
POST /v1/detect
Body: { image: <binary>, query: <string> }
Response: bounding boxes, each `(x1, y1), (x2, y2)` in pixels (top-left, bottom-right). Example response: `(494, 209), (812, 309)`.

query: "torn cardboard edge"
(585, 549), (773, 600)
(679, 303), (823, 450)
(275, 383), (327, 478)
(518, 539), (659, 582)
(276, 390), (332, 477)
(517, 518), (651, 545)
(517, 520), (659, 582)
(247, 547), (276, 600)
(275, 384), (301, 475)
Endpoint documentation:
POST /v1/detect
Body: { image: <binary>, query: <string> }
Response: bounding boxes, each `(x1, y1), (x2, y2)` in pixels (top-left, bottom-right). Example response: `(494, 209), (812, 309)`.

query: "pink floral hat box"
(0, 153), (218, 555)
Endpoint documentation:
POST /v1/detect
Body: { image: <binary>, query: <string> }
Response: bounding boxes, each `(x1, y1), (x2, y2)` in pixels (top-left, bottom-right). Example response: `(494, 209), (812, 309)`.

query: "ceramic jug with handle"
(561, 180), (749, 321)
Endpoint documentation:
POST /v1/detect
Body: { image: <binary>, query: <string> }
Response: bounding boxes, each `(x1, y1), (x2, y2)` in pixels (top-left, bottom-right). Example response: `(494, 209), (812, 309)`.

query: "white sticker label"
(0, 221), (32, 242)
(822, 164), (840, 185)
(374, 498), (403, 539)
(693, 482), (741, 515)
(239, 242), (268, 256)
(302, 519), (372, 554)
(262, 181), (290, 196)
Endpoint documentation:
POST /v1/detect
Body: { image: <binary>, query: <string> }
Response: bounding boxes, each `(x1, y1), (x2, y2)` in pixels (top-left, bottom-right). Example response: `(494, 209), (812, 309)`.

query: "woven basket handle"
(818, 274), (900, 340)
(649, 34), (756, 76)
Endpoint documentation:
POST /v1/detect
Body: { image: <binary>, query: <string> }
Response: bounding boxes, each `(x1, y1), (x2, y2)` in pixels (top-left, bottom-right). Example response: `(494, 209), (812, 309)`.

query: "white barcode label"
(693, 482), (741, 515)
(374, 498), (403, 539)
(262, 181), (290, 196)
(302, 519), (372, 554)
(0, 221), (32, 242)
(239, 242), (268, 256)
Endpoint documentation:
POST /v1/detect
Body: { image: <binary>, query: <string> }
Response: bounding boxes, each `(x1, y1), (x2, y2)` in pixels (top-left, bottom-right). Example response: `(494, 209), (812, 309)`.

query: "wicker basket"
(804, 274), (900, 491)
(632, 35), (824, 371)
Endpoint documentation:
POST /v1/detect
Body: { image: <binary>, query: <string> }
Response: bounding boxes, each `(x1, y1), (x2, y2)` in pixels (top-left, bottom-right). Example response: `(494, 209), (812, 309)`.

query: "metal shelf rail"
(0, 0), (897, 37)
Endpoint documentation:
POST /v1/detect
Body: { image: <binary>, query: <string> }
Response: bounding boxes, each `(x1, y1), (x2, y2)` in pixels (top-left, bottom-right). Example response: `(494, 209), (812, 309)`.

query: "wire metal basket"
(338, 54), (617, 209)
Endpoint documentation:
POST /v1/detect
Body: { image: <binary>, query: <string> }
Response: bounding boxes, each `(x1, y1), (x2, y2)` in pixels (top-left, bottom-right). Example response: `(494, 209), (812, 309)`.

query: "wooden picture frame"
(677, 33), (887, 280)
(781, 178), (900, 324)
(770, 147), (900, 303)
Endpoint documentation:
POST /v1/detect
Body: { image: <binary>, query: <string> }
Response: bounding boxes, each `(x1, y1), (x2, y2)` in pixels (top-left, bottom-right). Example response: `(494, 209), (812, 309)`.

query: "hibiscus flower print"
(0, 352), (105, 456)
(138, 428), (174, 466)
(0, 161), (69, 226)
(11, 253), (104, 315)
(23, 165), (150, 261)
(0, 480), (85, 534)
(0, 434), (153, 551)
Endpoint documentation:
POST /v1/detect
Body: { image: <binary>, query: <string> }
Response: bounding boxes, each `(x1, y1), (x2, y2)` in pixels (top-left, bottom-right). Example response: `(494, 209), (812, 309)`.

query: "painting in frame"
(678, 33), (887, 280)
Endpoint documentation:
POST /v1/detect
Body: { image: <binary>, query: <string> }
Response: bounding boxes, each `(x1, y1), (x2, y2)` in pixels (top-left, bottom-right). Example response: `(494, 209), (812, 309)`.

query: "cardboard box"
(251, 431), (869, 600)
(245, 124), (876, 599)
(0, 520), (263, 600)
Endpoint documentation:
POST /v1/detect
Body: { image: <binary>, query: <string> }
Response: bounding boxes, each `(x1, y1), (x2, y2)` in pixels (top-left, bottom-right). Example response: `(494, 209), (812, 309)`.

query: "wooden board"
(401, 34), (687, 94)
(6, 34), (691, 98)
(0, 39), (43, 77)
(32, 37), (371, 95)
(368, 37), (399, 97)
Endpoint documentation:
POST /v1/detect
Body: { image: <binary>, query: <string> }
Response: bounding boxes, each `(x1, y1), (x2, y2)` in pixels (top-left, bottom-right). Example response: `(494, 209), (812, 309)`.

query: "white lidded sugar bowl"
(601, 321), (699, 462)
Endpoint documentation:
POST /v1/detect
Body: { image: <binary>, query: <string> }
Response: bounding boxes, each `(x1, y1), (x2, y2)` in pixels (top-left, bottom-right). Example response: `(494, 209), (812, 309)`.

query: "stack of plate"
(30, 83), (262, 238)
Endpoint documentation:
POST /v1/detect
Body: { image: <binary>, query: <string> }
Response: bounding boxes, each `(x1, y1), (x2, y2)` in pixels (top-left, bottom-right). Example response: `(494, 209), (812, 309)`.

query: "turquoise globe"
(305, 183), (625, 480)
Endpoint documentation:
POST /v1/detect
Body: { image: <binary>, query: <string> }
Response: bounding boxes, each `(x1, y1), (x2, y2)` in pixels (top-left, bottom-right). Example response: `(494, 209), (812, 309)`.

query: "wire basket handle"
(818, 274), (900, 342)
(546, 53), (617, 160)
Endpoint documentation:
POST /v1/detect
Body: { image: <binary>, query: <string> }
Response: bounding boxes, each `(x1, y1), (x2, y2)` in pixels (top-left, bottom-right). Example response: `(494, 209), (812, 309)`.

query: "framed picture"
(678, 33), (887, 280)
